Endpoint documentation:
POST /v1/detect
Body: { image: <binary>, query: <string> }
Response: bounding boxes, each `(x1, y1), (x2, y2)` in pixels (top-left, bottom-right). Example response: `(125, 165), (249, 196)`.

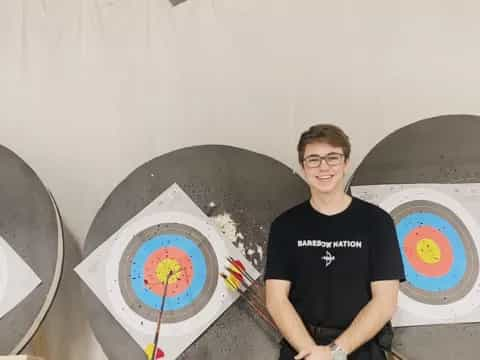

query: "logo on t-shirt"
(297, 240), (363, 249)
(296, 240), (363, 268)
(322, 250), (335, 267)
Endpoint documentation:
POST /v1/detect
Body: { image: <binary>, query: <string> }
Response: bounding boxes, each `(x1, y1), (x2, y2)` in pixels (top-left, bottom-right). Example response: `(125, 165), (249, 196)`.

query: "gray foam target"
(82, 145), (308, 360)
(0, 145), (64, 354)
(348, 114), (480, 360)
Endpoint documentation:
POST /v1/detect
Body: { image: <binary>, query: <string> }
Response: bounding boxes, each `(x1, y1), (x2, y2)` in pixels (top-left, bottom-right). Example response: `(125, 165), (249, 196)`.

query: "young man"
(265, 125), (405, 360)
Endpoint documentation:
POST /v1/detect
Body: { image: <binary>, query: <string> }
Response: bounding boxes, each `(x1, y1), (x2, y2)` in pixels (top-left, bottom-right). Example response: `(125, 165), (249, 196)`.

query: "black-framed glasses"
(303, 152), (345, 168)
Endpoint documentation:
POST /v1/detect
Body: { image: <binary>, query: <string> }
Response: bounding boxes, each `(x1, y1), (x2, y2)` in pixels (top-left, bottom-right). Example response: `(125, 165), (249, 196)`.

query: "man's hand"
(294, 345), (332, 360)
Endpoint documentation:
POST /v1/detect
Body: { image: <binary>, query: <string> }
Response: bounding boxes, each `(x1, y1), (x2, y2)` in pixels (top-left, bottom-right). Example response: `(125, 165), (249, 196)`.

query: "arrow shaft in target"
(150, 270), (174, 360)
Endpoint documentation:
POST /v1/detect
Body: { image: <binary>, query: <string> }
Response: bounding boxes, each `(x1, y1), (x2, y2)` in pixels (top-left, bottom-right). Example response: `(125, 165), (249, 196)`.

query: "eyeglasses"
(303, 152), (345, 168)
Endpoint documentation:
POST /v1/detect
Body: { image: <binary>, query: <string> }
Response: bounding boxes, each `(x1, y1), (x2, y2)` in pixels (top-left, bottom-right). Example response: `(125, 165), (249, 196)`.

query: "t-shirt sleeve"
(370, 209), (406, 282)
(263, 219), (293, 281)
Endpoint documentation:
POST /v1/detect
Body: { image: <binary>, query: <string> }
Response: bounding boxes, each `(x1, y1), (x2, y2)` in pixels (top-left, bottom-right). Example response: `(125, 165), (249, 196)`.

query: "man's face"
(301, 142), (349, 195)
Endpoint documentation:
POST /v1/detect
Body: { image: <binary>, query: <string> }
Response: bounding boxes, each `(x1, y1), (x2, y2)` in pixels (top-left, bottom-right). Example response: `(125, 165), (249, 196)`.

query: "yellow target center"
(416, 238), (441, 264)
(156, 259), (182, 284)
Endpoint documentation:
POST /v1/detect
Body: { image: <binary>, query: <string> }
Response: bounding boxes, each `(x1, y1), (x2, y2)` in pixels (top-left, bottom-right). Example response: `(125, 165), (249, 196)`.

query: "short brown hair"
(297, 124), (351, 164)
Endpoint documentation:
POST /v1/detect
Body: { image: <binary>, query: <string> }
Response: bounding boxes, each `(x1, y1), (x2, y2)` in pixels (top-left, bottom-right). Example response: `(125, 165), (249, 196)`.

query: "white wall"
(1, 0), (480, 359)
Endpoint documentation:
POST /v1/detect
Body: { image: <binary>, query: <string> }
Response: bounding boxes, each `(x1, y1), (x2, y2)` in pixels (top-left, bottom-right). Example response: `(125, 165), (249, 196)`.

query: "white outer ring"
(106, 211), (228, 335)
(380, 187), (480, 320)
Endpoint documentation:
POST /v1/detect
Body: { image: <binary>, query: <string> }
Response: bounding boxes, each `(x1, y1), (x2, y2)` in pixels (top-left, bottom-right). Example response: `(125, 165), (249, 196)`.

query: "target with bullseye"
(352, 184), (480, 325)
(76, 184), (260, 359)
(392, 200), (476, 303)
(118, 222), (218, 323)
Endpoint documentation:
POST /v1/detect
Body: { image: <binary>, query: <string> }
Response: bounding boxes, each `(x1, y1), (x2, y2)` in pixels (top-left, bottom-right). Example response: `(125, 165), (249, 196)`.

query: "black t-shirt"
(264, 197), (405, 329)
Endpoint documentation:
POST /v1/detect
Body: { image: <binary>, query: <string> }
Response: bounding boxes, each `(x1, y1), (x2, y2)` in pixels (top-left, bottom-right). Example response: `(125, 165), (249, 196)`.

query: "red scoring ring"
(143, 247), (194, 297)
(403, 225), (453, 277)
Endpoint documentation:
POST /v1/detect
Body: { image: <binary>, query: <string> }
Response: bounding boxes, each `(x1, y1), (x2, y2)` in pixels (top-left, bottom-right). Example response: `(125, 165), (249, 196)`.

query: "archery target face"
(383, 188), (480, 318)
(118, 222), (217, 323)
(352, 184), (480, 324)
(76, 183), (259, 359)
(106, 211), (226, 336)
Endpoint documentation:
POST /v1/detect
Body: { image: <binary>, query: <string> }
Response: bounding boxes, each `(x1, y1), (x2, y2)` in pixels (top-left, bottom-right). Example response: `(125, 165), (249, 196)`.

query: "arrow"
(322, 251), (335, 267)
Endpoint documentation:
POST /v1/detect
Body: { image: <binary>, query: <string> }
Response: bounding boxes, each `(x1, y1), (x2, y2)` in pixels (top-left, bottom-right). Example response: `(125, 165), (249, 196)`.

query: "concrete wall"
(1, 1), (480, 359)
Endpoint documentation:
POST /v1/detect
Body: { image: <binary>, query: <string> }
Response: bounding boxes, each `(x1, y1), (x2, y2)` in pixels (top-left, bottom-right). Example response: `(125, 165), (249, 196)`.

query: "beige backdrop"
(1, 0), (480, 359)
